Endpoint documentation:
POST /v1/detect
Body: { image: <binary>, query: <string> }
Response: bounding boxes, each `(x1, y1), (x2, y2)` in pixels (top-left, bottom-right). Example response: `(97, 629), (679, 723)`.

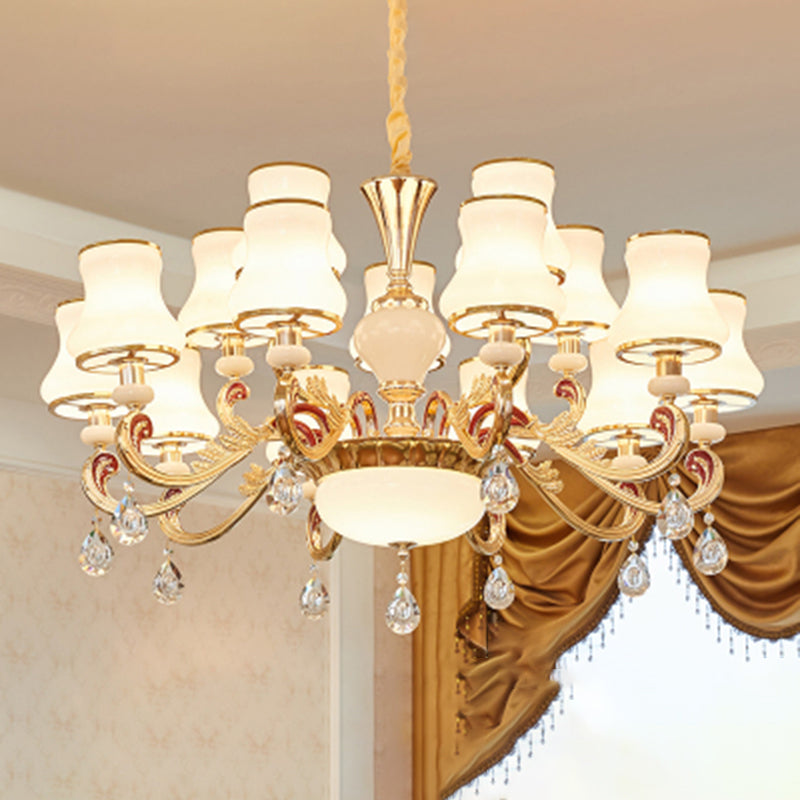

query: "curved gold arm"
(465, 513), (506, 556)
(81, 450), (219, 517)
(347, 391), (380, 437)
(306, 504), (343, 561)
(523, 465), (648, 542)
(544, 445), (725, 517)
(421, 390), (453, 437)
(216, 379), (277, 445)
(450, 373), (514, 461)
(546, 403), (690, 484)
(274, 372), (350, 461)
(157, 483), (270, 546)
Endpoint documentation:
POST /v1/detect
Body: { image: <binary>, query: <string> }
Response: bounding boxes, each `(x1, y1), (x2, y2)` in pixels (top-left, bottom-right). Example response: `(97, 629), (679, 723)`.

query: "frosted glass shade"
(353, 306), (446, 385)
(608, 231), (728, 365)
(682, 290), (764, 411)
(179, 228), (246, 347)
(439, 196), (565, 337)
(68, 240), (183, 372)
(471, 158), (570, 276)
(314, 467), (483, 546)
(581, 337), (662, 446)
(40, 299), (121, 420)
(248, 162), (347, 275)
(230, 200), (347, 338)
(551, 226), (618, 340)
(141, 348), (219, 455)
(352, 261), (450, 372)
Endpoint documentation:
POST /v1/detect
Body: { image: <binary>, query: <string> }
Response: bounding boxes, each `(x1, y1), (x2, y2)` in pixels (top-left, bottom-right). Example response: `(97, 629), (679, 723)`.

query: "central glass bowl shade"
(314, 467), (484, 547)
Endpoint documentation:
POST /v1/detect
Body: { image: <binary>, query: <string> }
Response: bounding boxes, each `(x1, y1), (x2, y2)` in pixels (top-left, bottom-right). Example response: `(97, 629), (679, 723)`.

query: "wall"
(0, 468), (329, 800)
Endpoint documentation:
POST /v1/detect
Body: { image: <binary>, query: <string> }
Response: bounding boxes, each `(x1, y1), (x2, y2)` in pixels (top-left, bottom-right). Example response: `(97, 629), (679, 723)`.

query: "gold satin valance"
(412, 424), (800, 800)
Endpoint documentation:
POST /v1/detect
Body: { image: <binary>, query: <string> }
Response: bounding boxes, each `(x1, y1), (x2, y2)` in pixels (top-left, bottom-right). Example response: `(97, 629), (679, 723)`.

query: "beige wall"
(0, 468), (329, 799)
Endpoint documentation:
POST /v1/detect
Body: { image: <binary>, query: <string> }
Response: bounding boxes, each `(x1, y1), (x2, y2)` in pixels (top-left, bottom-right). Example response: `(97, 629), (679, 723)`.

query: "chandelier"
(41, 0), (763, 631)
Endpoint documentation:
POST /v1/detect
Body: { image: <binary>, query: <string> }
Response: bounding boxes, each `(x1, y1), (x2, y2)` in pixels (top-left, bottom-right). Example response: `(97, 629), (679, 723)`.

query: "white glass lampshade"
(68, 240), (183, 373)
(230, 200), (347, 338)
(439, 195), (565, 337)
(314, 467), (484, 547)
(607, 231), (728, 365)
(40, 299), (122, 420)
(352, 261), (450, 372)
(471, 158), (570, 277)
(549, 225), (619, 341)
(266, 365), (351, 462)
(248, 162), (347, 276)
(581, 338), (662, 446)
(141, 348), (219, 455)
(681, 290), (764, 412)
(179, 228), (246, 348)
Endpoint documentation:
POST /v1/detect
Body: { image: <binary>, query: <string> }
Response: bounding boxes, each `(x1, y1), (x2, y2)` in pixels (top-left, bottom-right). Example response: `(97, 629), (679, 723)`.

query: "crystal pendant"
(110, 482), (148, 545)
(617, 540), (650, 597)
(265, 462), (304, 516)
(385, 544), (420, 635)
(483, 554), (515, 610)
(299, 565), (330, 620)
(655, 475), (693, 540)
(152, 547), (184, 605)
(693, 513), (729, 576)
(480, 452), (520, 514)
(78, 519), (114, 576)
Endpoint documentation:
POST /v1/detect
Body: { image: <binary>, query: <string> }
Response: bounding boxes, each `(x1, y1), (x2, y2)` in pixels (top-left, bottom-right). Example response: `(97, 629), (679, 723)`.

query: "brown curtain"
(412, 423), (800, 800)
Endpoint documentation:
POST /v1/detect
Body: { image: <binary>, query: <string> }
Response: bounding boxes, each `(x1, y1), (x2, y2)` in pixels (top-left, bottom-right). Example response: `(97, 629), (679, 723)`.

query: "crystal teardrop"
(483, 565), (515, 610)
(617, 553), (651, 597)
(110, 492), (148, 545)
(265, 464), (304, 516)
(152, 557), (184, 605)
(480, 457), (520, 514)
(655, 489), (693, 540)
(385, 585), (421, 635)
(299, 570), (330, 620)
(78, 524), (114, 576)
(693, 525), (729, 576)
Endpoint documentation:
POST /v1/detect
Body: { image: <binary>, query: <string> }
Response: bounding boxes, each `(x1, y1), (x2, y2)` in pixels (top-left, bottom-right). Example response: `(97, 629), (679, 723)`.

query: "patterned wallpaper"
(0, 469), (329, 799)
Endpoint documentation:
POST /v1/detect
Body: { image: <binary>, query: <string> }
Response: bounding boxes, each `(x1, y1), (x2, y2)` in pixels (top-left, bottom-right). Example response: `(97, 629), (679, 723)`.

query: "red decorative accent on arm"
(294, 402), (330, 434)
(619, 481), (643, 498)
(423, 391), (451, 437)
(469, 404), (495, 437)
(503, 439), (524, 464)
(348, 391), (379, 438)
(650, 405), (676, 441)
(225, 381), (250, 405)
(510, 406), (530, 427)
(129, 413), (153, 452)
(685, 448), (714, 484)
(554, 377), (579, 404)
(92, 451), (119, 493)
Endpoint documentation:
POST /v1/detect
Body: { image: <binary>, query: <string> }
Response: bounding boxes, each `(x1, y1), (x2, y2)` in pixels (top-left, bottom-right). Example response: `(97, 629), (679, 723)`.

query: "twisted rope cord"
(386, 0), (413, 175)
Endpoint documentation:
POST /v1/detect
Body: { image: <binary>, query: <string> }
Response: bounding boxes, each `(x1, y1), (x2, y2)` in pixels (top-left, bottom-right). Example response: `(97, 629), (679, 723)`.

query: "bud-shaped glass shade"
(351, 262), (450, 372)
(68, 240), (183, 372)
(41, 299), (122, 420)
(551, 226), (618, 340)
(439, 196), (565, 338)
(471, 158), (570, 278)
(230, 200), (347, 338)
(608, 231), (728, 365)
(141, 348), (219, 455)
(179, 228), (246, 347)
(248, 162), (347, 275)
(581, 338), (663, 447)
(681, 290), (764, 412)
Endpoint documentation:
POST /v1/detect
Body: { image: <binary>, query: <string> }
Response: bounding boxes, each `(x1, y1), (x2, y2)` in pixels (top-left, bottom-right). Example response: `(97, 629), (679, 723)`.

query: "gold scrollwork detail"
(306, 504), (343, 561)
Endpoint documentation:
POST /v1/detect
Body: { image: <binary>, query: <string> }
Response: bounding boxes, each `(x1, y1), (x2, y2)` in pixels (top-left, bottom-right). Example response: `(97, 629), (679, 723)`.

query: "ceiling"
(0, 0), (798, 479)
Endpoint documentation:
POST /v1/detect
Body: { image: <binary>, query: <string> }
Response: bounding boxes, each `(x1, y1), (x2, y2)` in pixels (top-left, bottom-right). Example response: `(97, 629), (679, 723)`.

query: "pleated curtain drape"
(412, 423), (800, 800)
